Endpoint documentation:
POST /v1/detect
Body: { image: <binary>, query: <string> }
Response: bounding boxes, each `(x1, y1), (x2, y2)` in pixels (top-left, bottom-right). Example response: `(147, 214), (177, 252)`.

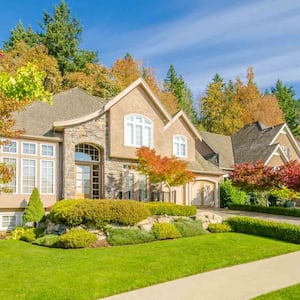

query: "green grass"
(1, 233), (300, 300)
(253, 283), (300, 299)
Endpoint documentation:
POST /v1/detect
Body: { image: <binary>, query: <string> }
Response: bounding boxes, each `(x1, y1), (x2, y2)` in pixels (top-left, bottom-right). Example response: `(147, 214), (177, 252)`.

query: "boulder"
(196, 211), (223, 230)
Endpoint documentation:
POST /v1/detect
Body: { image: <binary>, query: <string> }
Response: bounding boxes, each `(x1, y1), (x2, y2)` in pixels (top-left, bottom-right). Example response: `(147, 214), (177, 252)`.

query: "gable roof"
(231, 122), (284, 164)
(200, 131), (234, 169)
(13, 87), (105, 136)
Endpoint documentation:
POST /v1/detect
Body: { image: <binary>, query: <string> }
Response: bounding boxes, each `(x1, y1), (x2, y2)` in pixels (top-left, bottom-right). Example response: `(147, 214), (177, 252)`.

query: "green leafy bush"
(228, 203), (300, 217)
(50, 199), (150, 227)
(145, 202), (196, 216)
(220, 179), (247, 207)
(107, 228), (155, 246)
(208, 223), (232, 233)
(152, 223), (181, 240)
(227, 216), (300, 244)
(57, 228), (97, 248)
(172, 218), (205, 237)
(23, 188), (45, 224)
(33, 234), (60, 247)
(19, 228), (36, 242)
(10, 226), (26, 240)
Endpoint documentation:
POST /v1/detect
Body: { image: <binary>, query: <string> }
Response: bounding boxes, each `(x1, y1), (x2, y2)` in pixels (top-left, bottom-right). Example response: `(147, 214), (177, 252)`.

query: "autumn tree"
(164, 64), (198, 124)
(279, 160), (300, 192)
(137, 147), (195, 200)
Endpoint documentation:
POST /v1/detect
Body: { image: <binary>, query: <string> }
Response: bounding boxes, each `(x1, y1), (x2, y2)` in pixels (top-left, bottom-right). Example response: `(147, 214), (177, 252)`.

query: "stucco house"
(200, 121), (300, 172)
(0, 78), (224, 230)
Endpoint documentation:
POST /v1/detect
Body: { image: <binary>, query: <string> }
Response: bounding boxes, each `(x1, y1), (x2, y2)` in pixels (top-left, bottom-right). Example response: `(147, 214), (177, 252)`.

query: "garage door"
(191, 180), (215, 207)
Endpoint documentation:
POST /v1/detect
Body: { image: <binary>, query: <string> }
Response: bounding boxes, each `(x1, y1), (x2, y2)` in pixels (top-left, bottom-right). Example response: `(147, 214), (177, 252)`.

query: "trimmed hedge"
(152, 223), (181, 240)
(107, 228), (155, 246)
(208, 223), (232, 233)
(172, 218), (205, 237)
(57, 228), (97, 248)
(227, 216), (300, 244)
(50, 199), (151, 227)
(228, 203), (300, 217)
(145, 202), (197, 216)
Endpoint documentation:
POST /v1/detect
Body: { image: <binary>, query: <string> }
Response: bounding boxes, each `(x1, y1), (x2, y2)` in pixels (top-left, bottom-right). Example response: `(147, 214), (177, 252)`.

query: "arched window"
(124, 115), (153, 147)
(173, 135), (187, 158)
(75, 144), (100, 162)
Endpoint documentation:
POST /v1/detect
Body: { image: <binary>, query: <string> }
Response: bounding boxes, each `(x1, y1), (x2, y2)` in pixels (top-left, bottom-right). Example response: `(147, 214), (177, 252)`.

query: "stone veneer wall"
(62, 113), (125, 199)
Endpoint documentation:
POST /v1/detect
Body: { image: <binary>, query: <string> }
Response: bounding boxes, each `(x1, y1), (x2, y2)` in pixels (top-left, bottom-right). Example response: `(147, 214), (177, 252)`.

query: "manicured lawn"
(1, 233), (300, 300)
(254, 283), (300, 299)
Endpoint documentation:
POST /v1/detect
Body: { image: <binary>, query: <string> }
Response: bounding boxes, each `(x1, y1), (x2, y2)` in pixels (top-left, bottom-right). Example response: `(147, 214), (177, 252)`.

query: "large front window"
(41, 160), (54, 194)
(2, 157), (17, 193)
(22, 159), (36, 194)
(125, 115), (152, 147)
(173, 135), (187, 158)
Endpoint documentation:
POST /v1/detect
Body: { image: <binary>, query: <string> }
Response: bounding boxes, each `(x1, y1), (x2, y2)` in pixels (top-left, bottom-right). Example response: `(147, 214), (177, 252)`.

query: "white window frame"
(21, 158), (37, 194)
(124, 114), (153, 148)
(1, 157), (18, 194)
(173, 135), (188, 158)
(40, 160), (55, 195)
(40, 143), (55, 157)
(0, 212), (23, 231)
(21, 142), (37, 156)
(2, 140), (18, 154)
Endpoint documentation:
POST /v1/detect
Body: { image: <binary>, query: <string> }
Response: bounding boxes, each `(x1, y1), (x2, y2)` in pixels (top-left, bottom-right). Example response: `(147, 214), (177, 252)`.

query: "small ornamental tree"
(23, 188), (45, 226)
(136, 147), (195, 199)
(279, 160), (300, 192)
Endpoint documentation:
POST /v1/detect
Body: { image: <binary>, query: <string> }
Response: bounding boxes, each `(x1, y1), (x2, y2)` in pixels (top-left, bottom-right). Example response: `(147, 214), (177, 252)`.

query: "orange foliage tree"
(136, 147), (195, 198)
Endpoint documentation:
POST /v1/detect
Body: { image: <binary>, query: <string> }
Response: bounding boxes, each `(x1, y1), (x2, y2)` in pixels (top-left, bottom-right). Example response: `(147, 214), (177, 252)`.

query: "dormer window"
(173, 135), (187, 158)
(124, 115), (152, 147)
(281, 145), (290, 159)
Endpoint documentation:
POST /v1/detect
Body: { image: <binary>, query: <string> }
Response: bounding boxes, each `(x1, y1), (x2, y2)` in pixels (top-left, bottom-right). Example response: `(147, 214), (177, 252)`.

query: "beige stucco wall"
(0, 137), (59, 209)
(273, 133), (299, 161)
(267, 154), (285, 167)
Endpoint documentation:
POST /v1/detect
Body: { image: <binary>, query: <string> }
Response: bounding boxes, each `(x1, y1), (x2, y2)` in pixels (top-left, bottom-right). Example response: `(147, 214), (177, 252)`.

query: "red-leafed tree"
(136, 147), (195, 198)
(279, 160), (300, 192)
(230, 160), (280, 191)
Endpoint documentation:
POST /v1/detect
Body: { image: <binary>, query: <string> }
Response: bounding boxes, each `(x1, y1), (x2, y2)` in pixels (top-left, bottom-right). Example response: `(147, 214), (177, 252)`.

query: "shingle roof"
(200, 131), (234, 169)
(231, 122), (284, 164)
(13, 87), (106, 136)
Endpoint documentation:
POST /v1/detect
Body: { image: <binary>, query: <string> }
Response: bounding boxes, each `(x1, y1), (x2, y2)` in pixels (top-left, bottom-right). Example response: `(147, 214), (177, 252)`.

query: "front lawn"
(253, 283), (300, 299)
(1, 233), (300, 300)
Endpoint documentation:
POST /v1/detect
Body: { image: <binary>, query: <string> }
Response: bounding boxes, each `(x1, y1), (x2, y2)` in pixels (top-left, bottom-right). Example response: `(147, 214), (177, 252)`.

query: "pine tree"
(164, 65), (198, 124)
(23, 188), (45, 225)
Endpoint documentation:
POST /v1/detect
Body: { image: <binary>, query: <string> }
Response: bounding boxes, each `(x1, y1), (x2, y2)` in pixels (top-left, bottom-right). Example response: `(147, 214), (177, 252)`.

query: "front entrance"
(191, 180), (215, 207)
(75, 143), (102, 199)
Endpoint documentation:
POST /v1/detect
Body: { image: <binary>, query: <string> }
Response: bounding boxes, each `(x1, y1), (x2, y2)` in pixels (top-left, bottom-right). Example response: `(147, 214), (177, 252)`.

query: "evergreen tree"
(164, 65), (198, 124)
(271, 80), (300, 136)
(23, 188), (45, 225)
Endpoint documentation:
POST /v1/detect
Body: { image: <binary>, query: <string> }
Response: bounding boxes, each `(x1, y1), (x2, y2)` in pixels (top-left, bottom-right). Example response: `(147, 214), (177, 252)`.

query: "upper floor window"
(22, 142), (36, 155)
(124, 115), (152, 147)
(2, 141), (17, 154)
(41, 144), (55, 157)
(173, 135), (187, 158)
(281, 145), (290, 159)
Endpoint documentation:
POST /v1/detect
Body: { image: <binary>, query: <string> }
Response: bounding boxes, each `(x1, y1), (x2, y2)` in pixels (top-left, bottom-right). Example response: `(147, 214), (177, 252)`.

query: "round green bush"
(152, 223), (181, 240)
(172, 218), (205, 237)
(208, 223), (232, 233)
(50, 199), (151, 227)
(19, 228), (36, 242)
(145, 202), (196, 216)
(57, 228), (97, 248)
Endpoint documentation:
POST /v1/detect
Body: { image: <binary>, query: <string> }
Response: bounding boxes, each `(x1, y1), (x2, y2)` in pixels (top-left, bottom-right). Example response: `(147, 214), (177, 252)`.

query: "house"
(0, 78), (224, 230)
(200, 121), (300, 171)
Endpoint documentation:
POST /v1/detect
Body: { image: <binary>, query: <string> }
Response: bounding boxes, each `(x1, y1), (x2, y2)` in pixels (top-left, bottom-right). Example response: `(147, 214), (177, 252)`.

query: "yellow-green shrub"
(57, 228), (97, 248)
(152, 223), (181, 240)
(145, 202), (196, 216)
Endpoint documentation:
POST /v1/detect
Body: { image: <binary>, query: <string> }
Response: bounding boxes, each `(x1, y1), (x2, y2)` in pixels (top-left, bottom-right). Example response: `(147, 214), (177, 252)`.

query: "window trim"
(40, 143), (55, 158)
(21, 158), (37, 195)
(0, 212), (23, 231)
(21, 142), (37, 156)
(1, 157), (18, 194)
(2, 140), (18, 154)
(124, 114), (153, 148)
(40, 159), (55, 195)
(173, 135), (188, 158)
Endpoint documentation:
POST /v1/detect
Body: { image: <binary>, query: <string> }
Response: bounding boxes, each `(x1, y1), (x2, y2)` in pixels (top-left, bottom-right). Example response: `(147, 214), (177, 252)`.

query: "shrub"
(220, 179), (247, 207)
(228, 203), (300, 217)
(145, 202), (196, 216)
(50, 199), (150, 227)
(57, 228), (97, 248)
(208, 223), (232, 233)
(19, 228), (36, 242)
(172, 218), (205, 237)
(227, 216), (300, 244)
(152, 223), (181, 240)
(10, 226), (26, 240)
(107, 228), (155, 246)
(23, 188), (45, 225)
(33, 234), (60, 247)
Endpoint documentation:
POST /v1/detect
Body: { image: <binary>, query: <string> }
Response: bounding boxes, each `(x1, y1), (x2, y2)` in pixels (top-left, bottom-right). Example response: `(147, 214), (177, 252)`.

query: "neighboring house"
(0, 78), (224, 230)
(200, 121), (300, 172)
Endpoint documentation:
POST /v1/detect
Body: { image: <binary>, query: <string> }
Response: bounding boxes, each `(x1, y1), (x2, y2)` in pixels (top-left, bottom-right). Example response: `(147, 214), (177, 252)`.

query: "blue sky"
(1, 0), (300, 100)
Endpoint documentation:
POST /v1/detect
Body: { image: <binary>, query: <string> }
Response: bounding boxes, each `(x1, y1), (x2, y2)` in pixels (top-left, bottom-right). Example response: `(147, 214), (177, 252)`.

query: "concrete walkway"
(102, 251), (300, 300)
